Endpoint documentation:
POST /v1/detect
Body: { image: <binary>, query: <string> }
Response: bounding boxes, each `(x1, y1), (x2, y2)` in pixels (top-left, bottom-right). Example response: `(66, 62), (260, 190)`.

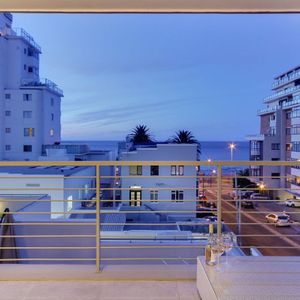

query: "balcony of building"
(0, 160), (299, 299)
(272, 68), (300, 90)
(20, 78), (64, 96)
(263, 85), (300, 103)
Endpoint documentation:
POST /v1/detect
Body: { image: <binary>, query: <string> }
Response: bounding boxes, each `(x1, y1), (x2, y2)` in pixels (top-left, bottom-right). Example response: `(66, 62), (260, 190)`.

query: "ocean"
(62, 140), (249, 161)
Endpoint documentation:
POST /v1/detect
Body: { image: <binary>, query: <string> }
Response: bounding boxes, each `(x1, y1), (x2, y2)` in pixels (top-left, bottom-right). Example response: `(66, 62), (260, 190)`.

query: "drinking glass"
(211, 237), (225, 271)
(222, 233), (234, 265)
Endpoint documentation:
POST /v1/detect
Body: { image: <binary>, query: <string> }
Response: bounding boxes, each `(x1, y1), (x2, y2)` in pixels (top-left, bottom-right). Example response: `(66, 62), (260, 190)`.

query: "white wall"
(120, 144), (198, 221)
(0, 173), (64, 218)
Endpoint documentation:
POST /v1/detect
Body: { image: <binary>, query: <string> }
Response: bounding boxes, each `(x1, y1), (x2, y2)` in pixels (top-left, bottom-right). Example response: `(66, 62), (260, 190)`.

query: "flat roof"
(0, 166), (90, 176)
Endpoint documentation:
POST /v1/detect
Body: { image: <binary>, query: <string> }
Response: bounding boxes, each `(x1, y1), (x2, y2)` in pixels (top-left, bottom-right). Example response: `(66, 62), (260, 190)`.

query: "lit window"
(129, 166), (142, 175)
(50, 129), (54, 136)
(23, 111), (32, 118)
(24, 128), (35, 137)
(171, 165), (184, 176)
(23, 145), (32, 152)
(150, 190), (158, 203)
(23, 94), (32, 101)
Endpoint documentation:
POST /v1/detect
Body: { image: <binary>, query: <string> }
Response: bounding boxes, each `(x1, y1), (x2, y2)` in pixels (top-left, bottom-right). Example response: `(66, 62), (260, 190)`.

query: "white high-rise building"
(247, 65), (300, 199)
(0, 13), (63, 161)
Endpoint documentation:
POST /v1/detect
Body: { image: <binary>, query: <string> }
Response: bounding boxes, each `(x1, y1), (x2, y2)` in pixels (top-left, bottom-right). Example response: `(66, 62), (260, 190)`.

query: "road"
(202, 178), (300, 256)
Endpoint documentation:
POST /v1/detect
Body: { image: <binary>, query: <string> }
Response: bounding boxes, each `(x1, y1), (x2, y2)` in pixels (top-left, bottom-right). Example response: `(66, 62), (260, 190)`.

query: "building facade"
(0, 13), (63, 161)
(119, 143), (198, 221)
(247, 65), (300, 198)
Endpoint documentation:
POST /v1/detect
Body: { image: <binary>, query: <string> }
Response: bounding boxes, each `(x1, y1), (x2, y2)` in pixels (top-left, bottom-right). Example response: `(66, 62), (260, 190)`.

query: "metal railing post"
(217, 165), (222, 238)
(96, 164), (101, 272)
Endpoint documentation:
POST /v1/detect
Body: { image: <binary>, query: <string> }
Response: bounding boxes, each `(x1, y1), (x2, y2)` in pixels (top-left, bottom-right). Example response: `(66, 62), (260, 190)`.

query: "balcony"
(20, 78), (64, 96)
(272, 69), (300, 89)
(245, 134), (265, 141)
(0, 160), (299, 298)
(263, 85), (300, 103)
(11, 27), (41, 53)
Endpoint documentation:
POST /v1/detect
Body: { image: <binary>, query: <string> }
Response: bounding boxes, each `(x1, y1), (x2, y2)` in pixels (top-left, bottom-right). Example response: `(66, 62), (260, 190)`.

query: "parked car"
(265, 213), (290, 227)
(250, 193), (270, 200)
(285, 199), (300, 208)
(241, 201), (254, 209)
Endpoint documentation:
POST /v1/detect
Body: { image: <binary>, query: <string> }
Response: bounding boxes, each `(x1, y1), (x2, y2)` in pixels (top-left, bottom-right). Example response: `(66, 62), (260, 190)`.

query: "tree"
(171, 130), (198, 144)
(129, 125), (153, 145)
(170, 130), (201, 155)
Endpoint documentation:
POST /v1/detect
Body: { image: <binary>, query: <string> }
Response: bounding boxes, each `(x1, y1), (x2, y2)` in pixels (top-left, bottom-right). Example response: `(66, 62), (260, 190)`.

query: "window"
(51, 98), (54, 106)
(24, 48), (27, 54)
(5, 145), (11, 151)
(270, 114), (275, 121)
(271, 172), (280, 178)
(150, 165), (159, 176)
(286, 127), (291, 135)
(5, 128), (11, 133)
(171, 165), (184, 176)
(23, 145), (32, 152)
(150, 190), (158, 203)
(271, 143), (280, 150)
(23, 111), (32, 118)
(129, 166), (142, 175)
(51, 113), (54, 121)
(5, 110), (11, 116)
(50, 128), (54, 136)
(23, 94), (32, 101)
(28, 66), (33, 73)
(271, 158), (279, 161)
(286, 144), (292, 151)
(286, 111), (292, 119)
(171, 190), (184, 202)
(24, 128), (35, 137)
(24, 64), (26, 70)
(5, 93), (10, 99)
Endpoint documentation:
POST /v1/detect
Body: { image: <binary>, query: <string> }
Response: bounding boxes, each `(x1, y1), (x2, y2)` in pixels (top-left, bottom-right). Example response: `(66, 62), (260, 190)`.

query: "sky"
(12, 13), (300, 141)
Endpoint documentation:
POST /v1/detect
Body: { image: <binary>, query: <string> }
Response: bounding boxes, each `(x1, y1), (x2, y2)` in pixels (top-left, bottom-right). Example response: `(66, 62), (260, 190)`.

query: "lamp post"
(229, 143), (236, 161)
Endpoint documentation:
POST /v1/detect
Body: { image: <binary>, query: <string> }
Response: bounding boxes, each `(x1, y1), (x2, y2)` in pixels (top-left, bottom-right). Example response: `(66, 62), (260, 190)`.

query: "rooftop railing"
(0, 160), (299, 279)
(21, 78), (63, 96)
(11, 27), (41, 53)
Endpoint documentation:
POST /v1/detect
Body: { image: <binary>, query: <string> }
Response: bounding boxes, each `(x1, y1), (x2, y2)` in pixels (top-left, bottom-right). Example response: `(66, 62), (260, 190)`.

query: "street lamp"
(228, 143), (236, 161)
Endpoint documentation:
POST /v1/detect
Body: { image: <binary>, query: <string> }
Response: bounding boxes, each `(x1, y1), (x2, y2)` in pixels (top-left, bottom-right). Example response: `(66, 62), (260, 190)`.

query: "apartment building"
(0, 13), (63, 161)
(119, 143), (198, 221)
(247, 65), (300, 197)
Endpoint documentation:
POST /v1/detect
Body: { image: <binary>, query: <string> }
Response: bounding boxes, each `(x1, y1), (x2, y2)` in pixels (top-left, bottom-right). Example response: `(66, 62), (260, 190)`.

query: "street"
(202, 176), (300, 256)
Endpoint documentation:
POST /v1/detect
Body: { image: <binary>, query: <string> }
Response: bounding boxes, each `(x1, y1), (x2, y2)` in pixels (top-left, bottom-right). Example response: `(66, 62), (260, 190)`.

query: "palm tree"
(129, 125), (153, 145)
(171, 130), (198, 144)
(170, 130), (201, 155)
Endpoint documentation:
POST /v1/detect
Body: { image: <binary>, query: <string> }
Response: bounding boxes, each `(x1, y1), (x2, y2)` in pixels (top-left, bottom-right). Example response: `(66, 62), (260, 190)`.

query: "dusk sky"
(13, 13), (300, 141)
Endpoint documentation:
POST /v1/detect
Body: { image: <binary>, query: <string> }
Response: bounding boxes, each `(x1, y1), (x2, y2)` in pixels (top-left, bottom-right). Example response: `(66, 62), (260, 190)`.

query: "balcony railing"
(272, 70), (300, 89)
(21, 78), (63, 96)
(11, 27), (41, 53)
(0, 160), (299, 279)
(263, 85), (300, 103)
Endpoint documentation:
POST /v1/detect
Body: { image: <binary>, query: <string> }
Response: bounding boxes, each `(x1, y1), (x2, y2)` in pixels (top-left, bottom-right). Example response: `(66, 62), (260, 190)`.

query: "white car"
(285, 199), (300, 208)
(265, 213), (290, 227)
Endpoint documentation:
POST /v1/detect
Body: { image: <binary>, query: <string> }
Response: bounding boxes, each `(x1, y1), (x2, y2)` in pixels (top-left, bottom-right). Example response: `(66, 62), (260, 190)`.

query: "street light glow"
(229, 143), (236, 150)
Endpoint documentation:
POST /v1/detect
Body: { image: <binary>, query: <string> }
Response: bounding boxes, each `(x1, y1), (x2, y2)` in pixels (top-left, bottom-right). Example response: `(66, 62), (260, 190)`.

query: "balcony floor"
(0, 264), (199, 300)
(0, 280), (199, 300)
